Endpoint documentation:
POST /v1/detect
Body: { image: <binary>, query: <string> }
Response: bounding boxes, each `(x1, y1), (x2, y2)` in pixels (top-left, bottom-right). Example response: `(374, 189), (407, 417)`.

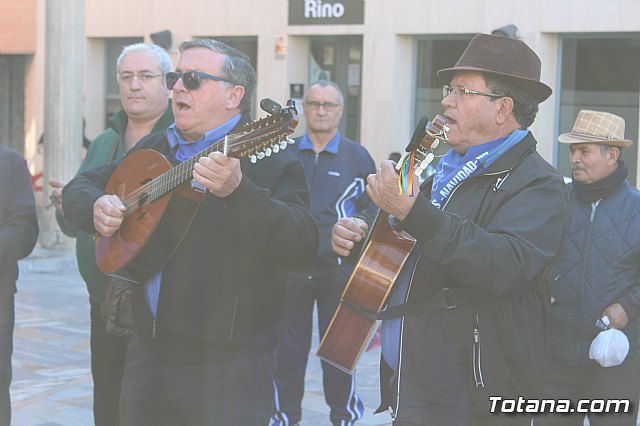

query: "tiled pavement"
(11, 248), (392, 426)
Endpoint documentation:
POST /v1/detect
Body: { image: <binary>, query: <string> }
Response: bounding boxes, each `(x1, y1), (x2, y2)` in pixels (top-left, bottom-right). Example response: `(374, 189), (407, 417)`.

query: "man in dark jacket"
(0, 145), (38, 426)
(537, 110), (640, 426)
(61, 39), (318, 426)
(332, 33), (569, 425)
(49, 42), (174, 426)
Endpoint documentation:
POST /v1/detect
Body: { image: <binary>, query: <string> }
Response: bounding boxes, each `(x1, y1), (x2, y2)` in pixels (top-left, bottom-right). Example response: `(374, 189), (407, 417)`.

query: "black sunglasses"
(165, 70), (230, 90)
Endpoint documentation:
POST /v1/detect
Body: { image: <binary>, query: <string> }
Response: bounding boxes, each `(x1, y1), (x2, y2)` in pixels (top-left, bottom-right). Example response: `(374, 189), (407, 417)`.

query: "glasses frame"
(165, 70), (231, 91)
(303, 101), (343, 112)
(442, 84), (503, 100)
(117, 72), (164, 84)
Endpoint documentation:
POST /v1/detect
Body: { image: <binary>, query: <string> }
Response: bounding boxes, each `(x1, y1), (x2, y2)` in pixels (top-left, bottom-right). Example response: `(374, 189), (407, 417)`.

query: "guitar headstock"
(396, 115), (450, 176)
(225, 99), (299, 163)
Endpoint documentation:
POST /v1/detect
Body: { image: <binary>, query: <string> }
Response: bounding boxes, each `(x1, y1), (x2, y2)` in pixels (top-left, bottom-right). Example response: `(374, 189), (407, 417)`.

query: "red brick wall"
(0, 0), (36, 54)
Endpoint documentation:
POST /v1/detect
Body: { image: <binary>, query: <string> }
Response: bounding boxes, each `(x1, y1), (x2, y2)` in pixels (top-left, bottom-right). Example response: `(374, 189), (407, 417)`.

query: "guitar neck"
(147, 112), (294, 202)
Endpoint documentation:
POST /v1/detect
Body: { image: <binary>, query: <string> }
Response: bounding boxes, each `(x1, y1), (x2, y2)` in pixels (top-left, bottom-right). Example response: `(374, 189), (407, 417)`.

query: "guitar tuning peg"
(431, 139), (439, 149)
(264, 147), (272, 157)
(257, 152), (265, 160)
(272, 144), (280, 153)
(424, 152), (435, 164)
(250, 154), (257, 164)
(287, 137), (295, 145)
(280, 140), (288, 149)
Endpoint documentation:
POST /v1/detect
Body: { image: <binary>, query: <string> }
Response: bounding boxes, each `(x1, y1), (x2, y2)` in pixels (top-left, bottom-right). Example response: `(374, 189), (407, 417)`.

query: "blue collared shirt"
(145, 113), (242, 319)
(298, 131), (340, 155)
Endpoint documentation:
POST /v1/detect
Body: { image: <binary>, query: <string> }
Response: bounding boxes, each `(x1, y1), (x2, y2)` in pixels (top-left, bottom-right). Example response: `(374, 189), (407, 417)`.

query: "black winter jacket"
(547, 180), (640, 366)
(380, 133), (570, 423)
(0, 145), (38, 294)
(62, 113), (319, 364)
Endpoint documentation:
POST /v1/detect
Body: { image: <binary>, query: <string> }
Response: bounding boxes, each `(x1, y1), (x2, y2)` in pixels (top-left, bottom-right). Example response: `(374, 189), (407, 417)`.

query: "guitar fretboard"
(139, 114), (293, 204)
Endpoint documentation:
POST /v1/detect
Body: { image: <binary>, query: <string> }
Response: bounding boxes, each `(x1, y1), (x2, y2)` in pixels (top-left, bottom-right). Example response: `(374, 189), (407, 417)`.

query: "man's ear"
(495, 96), (515, 125)
(225, 85), (246, 110)
(608, 146), (621, 164)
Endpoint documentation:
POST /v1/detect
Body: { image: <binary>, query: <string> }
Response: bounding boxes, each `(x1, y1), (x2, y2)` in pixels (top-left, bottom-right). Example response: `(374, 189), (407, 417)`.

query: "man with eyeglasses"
(272, 80), (375, 426)
(49, 42), (173, 426)
(61, 38), (318, 426)
(331, 33), (570, 425)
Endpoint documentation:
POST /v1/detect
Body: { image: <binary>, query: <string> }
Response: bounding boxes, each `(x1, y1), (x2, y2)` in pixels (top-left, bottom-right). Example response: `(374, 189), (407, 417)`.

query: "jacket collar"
(482, 131), (537, 175)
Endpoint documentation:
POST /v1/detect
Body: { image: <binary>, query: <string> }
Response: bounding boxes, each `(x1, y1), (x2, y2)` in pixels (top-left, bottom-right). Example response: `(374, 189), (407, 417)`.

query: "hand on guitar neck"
(193, 151), (242, 198)
(366, 160), (419, 221)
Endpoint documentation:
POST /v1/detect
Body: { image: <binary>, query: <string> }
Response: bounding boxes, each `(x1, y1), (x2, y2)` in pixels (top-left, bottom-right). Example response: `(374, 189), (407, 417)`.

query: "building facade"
(6, 0), (640, 204)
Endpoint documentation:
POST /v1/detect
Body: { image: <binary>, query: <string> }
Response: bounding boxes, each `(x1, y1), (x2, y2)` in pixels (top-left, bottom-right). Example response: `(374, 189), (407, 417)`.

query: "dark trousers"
(534, 353), (640, 426)
(273, 268), (364, 426)
(120, 334), (276, 426)
(0, 292), (14, 426)
(89, 298), (129, 426)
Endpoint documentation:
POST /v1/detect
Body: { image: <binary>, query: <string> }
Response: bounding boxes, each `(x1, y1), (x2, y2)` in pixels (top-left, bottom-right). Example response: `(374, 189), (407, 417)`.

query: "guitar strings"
(119, 120), (289, 212)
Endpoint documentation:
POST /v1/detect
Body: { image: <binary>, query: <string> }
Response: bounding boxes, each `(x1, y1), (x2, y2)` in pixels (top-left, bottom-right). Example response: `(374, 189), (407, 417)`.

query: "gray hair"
(116, 43), (172, 76)
(178, 39), (256, 112)
(305, 80), (344, 105)
(484, 74), (539, 129)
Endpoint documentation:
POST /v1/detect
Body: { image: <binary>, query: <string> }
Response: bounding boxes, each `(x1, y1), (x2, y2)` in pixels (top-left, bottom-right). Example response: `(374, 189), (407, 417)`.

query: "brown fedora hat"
(437, 33), (552, 102)
(558, 110), (633, 148)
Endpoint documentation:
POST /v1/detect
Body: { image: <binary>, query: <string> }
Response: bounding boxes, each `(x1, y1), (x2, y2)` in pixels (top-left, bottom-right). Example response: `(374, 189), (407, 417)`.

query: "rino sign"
(288, 0), (365, 25)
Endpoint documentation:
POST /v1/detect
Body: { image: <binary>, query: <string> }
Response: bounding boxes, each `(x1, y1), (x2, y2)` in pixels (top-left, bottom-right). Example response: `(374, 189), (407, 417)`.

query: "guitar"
(316, 115), (449, 374)
(95, 99), (299, 283)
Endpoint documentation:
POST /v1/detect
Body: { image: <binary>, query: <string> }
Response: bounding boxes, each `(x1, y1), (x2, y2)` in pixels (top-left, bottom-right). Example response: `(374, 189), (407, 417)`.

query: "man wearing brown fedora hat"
(537, 110), (640, 426)
(332, 33), (569, 425)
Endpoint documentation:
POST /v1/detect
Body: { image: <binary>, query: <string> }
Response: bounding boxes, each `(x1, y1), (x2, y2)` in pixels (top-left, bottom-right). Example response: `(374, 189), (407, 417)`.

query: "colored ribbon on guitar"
(398, 152), (416, 196)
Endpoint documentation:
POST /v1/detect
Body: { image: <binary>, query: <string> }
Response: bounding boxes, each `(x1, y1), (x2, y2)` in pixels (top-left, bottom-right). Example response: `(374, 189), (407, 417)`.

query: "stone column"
(40, 0), (84, 249)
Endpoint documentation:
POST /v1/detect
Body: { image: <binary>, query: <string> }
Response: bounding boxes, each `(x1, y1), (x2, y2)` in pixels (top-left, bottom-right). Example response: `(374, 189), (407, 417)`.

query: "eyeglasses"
(117, 72), (163, 84)
(304, 101), (342, 112)
(442, 84), (503, 100)
(165, 71), (230, 91)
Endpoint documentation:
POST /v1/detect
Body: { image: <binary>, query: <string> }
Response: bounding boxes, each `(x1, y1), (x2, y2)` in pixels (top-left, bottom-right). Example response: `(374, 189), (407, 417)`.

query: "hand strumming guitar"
(93, 194), (126, 237)
(331, 217), (369, 258)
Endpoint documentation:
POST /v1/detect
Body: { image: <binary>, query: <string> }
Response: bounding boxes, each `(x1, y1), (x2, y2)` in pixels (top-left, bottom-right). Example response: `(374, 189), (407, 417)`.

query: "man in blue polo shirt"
(272, 80), (377, 426)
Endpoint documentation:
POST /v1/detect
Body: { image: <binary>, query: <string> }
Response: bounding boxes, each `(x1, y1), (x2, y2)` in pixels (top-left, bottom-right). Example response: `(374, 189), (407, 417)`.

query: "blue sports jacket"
(292, 131), (377, 273)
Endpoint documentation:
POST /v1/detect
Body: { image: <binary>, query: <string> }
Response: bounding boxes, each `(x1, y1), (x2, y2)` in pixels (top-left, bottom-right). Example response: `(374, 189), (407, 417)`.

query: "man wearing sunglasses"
(50, 42), (174, 426)
(332, 34), (570, 425)
(61, 39), (318, 426)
